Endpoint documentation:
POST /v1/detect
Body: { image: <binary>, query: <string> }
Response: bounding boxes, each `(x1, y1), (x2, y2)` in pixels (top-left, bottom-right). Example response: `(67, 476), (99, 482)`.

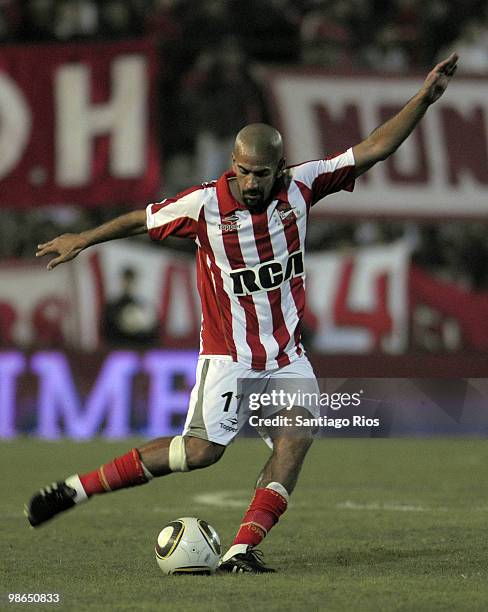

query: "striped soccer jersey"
(146, 148), (355, 370)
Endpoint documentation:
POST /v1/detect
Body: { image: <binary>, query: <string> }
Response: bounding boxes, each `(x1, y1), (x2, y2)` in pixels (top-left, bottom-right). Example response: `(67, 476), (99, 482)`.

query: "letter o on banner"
(0, 75), (31, 179)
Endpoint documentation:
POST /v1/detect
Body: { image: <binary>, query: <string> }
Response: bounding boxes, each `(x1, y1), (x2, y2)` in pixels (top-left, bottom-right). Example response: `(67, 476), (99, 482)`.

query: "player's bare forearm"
(79, 210), (147, 246)
(352, 52), (458, 177)
(352, 92), (429, 175)
(36, 209), (147, 270)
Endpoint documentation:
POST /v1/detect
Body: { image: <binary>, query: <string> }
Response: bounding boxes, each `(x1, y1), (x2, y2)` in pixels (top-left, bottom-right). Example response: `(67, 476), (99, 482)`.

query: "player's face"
(232, 152), (283, 210)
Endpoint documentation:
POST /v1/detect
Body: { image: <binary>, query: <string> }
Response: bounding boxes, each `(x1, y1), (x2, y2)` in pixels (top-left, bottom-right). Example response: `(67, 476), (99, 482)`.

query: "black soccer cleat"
(25, 481), (77, 527)
(218, 547), (276, 574)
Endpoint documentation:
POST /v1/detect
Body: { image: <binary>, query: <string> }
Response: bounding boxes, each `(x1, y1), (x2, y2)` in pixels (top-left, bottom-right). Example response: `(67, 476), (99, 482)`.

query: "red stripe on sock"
(79, 448), (148, 496)
(79, 470), (105, 495)
(101, 462), (123, 490)
(233, 487), (288, 547)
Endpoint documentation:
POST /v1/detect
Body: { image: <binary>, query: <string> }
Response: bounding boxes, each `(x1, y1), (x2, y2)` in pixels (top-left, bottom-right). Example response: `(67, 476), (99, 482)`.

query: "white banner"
(0, 241), (410, 354)
(266, 70), (488, 217)
(0, 260), (79, 346)
(306, 242), (410, 353)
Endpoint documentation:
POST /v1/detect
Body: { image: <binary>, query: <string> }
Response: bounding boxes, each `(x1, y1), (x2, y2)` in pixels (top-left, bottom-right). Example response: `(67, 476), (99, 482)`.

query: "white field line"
(193, 491), (250, 508)
(192, 490), (487, 514)
(5, 504), (216, 521)
(336, 501), (448, 512)
(6, 491), (488, 521)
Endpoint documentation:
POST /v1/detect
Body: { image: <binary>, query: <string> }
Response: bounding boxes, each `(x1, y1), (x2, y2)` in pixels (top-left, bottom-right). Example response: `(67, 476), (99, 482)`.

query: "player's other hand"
(420, 52), (458, 105)
(36, 233), (87, 270)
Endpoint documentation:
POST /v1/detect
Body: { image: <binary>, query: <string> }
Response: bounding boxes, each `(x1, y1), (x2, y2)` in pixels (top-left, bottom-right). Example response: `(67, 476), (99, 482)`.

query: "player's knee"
(185, 437), (225, 470)
(300, 431), (314, 448)
(301, 434), (314, 455)
(293, 434), (314, 453)
(273, 431), (314, 456)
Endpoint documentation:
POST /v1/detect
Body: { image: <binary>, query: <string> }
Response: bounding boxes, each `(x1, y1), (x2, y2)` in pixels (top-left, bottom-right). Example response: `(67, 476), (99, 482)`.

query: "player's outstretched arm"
(352, 52), (458, 177)
(36, 209), (148, 270)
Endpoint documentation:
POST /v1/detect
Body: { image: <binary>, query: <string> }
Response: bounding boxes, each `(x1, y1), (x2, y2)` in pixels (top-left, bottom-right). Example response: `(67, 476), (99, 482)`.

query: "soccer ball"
(155, 517), (221, 575)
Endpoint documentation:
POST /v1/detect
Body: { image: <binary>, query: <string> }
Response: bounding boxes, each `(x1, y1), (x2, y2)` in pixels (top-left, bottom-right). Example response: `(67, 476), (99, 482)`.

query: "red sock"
(233, 486), (288, 547)
(79, 448), (149, 496)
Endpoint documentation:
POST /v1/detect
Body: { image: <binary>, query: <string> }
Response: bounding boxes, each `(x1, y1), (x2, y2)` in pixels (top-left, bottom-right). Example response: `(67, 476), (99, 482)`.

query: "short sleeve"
(289, 148), (356, 207)
(146, 185), (206, 241)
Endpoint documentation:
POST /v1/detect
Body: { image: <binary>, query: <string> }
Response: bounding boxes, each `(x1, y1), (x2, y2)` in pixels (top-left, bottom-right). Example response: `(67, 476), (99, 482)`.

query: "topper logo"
(230, 250), (304, 296)
(219, 214), (241, 232)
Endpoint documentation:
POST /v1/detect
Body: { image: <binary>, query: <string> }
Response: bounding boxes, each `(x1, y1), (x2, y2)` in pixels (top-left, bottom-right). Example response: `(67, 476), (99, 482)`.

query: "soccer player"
(26, 53), (458, 573)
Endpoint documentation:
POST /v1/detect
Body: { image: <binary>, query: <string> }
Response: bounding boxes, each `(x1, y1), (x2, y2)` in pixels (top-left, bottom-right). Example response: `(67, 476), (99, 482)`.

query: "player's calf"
(184, 437), (226, 470)
(137, 436), (225, 475)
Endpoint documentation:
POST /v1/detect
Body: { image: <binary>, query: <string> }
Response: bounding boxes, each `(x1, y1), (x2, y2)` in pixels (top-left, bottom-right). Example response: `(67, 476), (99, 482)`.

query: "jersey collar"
(217, 171), (248, 216)
(271, 176), (289, 204)
(216, 171), (289, 216)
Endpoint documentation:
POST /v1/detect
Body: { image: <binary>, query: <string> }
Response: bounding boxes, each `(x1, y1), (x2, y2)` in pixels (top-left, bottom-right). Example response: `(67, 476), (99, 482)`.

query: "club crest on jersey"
(276, 202), (297, 226)
(230, 250), (304, 296)
(219, 214), (241, 232)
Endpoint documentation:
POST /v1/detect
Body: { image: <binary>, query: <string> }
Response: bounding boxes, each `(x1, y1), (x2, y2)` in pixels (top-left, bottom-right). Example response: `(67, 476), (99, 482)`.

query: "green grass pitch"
(2, 438), (488, 611)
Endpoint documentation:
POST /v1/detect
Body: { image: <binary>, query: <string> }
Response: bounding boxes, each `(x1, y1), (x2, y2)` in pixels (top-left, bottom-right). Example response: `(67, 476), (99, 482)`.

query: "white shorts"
(182, 353), (320, 446)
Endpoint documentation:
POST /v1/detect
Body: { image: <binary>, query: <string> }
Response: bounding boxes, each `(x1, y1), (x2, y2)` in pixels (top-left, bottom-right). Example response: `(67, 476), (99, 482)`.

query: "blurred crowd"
(1, 0), (487, 70)
(1, 0), (487, 292)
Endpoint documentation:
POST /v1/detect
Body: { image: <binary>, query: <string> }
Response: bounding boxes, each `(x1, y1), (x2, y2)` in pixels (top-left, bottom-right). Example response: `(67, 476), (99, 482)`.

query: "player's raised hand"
(36, 233), (87, 270)
(420, 52), (458, 105)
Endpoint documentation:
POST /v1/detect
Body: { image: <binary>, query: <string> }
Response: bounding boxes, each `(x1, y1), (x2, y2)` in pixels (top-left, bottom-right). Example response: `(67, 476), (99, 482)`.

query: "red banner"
(410, 266), (488, 351)
(0, 40), (160, 207)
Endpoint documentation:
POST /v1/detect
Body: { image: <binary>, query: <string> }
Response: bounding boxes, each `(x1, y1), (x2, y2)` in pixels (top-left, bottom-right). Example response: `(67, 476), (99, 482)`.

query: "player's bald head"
(231, 124), (285, 211)
(234, 123), (283, 164)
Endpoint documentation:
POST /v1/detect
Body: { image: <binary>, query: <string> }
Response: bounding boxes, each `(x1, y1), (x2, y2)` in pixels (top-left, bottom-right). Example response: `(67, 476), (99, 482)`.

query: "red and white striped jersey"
(146, 149), (355, 370)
